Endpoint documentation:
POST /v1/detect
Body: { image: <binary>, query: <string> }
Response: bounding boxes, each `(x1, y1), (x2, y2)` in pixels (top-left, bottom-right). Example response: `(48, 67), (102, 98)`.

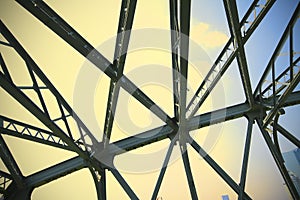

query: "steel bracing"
(0, 0), (300, 199)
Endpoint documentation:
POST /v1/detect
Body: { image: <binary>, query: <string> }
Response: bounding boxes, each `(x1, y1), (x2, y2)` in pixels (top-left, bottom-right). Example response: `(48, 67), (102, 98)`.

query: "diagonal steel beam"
(263, 68), (300, 127)
(110, 168), (138, 200)
(256, 119), (299, 199)
(189, 137), (251, 199)
(0, 134), (24, 189)
(151, 138), (176, 200)
(0, 20), (98, 147)
(223, 0), (254, 107)
(259, 56), (300, 99)
(103, 0), (137, 147)
(25, 156), (86, 188)
(0, 170), (12, 194)
(0, 115), (73, 151)
(16, 0), (178, 131)
(0, 53), (12, 83)
(254, 2), (300, 96)
(186, 0), (275, 119)
(0, 72), (103, 171)
(273, 123), (300, 148)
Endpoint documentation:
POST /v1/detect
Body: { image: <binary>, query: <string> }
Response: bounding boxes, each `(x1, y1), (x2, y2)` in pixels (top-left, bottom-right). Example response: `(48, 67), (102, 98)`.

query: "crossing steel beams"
(0, 0), (300, 199)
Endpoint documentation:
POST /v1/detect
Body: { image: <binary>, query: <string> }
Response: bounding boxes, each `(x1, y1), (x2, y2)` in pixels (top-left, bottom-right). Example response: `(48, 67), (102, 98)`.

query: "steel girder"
(0, 0), (299, 199)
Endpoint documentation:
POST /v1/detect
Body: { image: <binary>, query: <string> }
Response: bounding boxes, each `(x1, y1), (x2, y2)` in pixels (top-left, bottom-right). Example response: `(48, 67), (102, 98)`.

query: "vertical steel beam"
(169, 0), (180, 122)
(178, 0), (191, 124)
(238, 118), (253, 200)
(103, 0), (137, 147)
(256, 120), (299, 199)
(0, 134), (24, 189)
(151, 139), (176, 200)
(223, 0), (254, 107)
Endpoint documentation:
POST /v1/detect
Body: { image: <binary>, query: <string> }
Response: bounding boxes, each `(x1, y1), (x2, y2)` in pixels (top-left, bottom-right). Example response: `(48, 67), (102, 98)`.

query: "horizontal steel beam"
(25, 156), (86, 188)
(108, 90), (300, 156)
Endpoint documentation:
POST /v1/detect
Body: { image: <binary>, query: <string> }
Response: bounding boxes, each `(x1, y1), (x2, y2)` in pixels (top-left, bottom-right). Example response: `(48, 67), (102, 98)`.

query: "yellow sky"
(0, 0), (292, 199)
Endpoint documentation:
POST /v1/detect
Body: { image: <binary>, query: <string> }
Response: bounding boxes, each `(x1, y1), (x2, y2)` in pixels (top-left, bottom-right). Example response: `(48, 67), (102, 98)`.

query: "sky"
(0, 0), (299, 199)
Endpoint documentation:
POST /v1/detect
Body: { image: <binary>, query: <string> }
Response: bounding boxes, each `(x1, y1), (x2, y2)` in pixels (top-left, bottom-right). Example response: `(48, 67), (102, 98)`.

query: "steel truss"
(0, 0), (300, 199)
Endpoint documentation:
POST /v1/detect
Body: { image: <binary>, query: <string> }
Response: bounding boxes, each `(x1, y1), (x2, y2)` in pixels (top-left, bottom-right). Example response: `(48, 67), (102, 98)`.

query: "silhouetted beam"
(0, 116), (72, 151)
(107, 90), (300, 156)
(110, 168), (138, 200)
(103, 0), (137, 147)
(90, 168), (106, 200)
(257, 120), (300, 199)
(169, 0), (180, 122)
(0, 53), (12, 83)
(0, 135), (24, 189)
(263, 91), (300, 107)
(109, 124), (174, 155)
(0, 170), (12, 193)
(186, 0), (275, 118)
(238, 118), (253, 200)
(180, 142), (198, 199)
(188, 102), (251, 131)
(16, 0), (178, 131)
(25, 156), (86, 188)
(259, 57), (300, 98)
(263, 69), (300, 126)
(151, 138), (176, 200)
(254, 2), (300, 96)
(0, 73), (103, 171)
(274, 124), (300, 148)
(178, 0), (191, 126)
(190, 138), (251, 199)
(0, 20), (98, 146)
(223, 0), (254, 107)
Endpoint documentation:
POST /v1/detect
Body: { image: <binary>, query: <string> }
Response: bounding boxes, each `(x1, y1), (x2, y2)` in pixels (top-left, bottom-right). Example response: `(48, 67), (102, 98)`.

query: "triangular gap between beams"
(110, 87), (165, 143)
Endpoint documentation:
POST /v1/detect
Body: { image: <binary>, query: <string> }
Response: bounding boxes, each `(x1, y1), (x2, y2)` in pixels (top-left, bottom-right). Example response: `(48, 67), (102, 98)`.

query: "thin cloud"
(191, 22), (228, 49)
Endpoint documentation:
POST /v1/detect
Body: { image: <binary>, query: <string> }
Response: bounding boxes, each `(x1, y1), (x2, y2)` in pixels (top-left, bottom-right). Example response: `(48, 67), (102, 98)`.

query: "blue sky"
(0, 0), (299, 199)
